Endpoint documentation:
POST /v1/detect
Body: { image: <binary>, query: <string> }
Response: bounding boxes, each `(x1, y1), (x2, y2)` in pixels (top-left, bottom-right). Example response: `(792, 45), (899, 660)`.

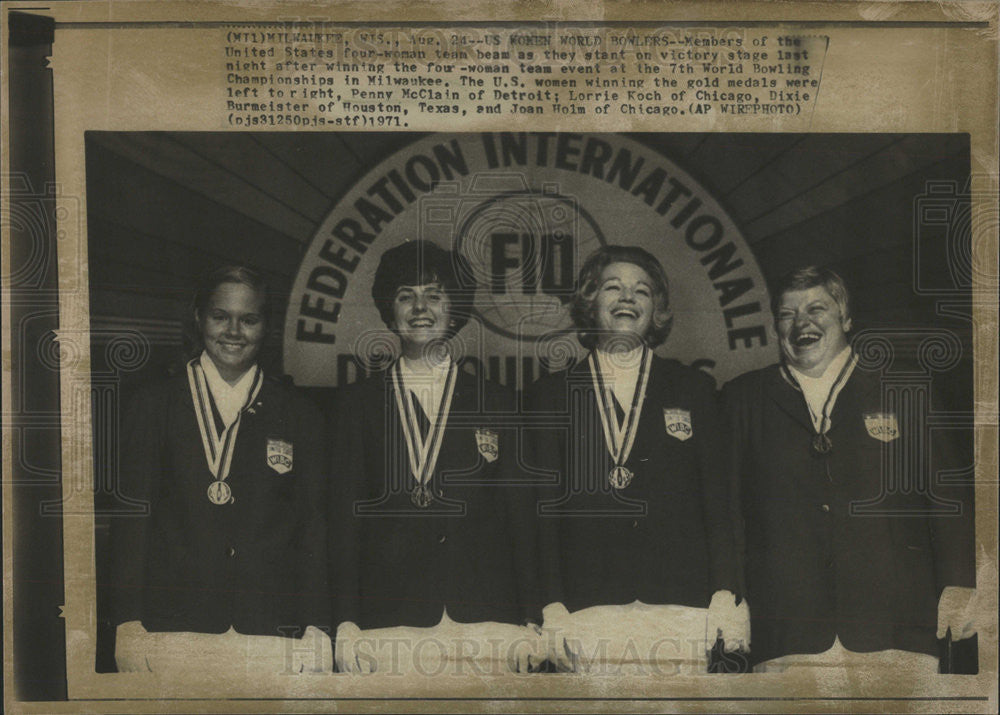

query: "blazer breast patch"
(662, 408), (693, 441)
(266, 437), (294, 473)
(864, 412), (899, 442)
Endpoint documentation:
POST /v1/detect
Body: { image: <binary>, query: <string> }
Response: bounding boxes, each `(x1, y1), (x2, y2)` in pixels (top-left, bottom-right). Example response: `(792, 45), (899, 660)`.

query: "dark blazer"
(108, 372), (329, 637)
(524, 354), (739, 613)
(722, 361), (975, 664)
(330, 363), (541, 630)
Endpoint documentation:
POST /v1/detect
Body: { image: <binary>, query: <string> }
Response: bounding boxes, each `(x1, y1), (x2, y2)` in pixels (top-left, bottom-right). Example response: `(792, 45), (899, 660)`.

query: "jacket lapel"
(765, 365), (816, 433)
(828, 363), (881, 436)
(448, 367), (474, 415)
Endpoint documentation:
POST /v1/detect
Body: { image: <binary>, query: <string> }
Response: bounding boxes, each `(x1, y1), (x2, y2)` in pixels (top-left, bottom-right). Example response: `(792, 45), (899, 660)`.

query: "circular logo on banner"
(284, 133), (778, 388)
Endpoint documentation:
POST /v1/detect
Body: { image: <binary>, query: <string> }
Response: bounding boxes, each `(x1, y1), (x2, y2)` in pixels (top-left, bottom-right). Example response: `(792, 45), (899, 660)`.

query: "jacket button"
(632, 520), (639, 528)
(228, 546), (236, 558)
(438, 535), (446, 544)
(820, 504), (830, 513)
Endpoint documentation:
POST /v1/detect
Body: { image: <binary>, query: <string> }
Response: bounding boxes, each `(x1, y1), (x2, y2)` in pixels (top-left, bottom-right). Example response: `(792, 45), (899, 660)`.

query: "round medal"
(608, 465), (634, 490)
(410, 484), (433, 508)
(207, 480), (233, 505)
(812, 433), (832, 455)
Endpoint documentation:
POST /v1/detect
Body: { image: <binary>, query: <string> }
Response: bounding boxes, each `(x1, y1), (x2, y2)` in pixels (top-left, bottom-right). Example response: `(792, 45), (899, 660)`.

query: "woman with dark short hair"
(526, 245), (747, 673)
(331, 240), (543, 675)
(109, 265), (331, 674)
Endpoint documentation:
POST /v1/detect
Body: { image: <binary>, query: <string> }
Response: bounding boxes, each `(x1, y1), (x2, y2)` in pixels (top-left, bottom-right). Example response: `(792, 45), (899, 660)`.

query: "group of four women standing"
(111, 237), (941, 676)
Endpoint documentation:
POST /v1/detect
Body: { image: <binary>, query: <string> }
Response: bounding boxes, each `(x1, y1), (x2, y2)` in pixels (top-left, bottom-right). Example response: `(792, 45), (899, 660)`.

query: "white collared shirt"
(199, 351), (257, 427)
(595, 346), (644, 413)
(399, 356), (451, 424)
(788, 346), (854, 432)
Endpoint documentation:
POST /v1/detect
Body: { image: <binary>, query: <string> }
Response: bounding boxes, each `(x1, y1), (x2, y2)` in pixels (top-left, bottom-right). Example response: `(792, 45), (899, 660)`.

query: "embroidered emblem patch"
(662, 408), (693, 441)
(864, 412), (899, 442)
(475, 428), (499, 462)
(266, 437), (294, 474)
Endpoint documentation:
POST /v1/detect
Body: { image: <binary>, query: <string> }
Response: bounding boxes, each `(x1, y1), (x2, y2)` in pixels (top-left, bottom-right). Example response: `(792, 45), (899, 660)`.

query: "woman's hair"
(185, 264), (271, 355)
(570, 245), (673, 349)
(770, 265), (852, 324)
(371, 240), (472, 337)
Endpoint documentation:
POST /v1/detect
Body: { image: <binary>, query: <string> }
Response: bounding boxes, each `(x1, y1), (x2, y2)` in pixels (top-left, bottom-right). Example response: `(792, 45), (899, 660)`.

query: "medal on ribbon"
(589, 347), (652, 490)
(207, 480), (232, 505)
(782, 353), (856, 457)
(410, 484), (434, 508)
(608, 465), (634, 490)
(187, 358), (263, 505)
(812, 433), (833, 454)
(391, 360), (458, 509)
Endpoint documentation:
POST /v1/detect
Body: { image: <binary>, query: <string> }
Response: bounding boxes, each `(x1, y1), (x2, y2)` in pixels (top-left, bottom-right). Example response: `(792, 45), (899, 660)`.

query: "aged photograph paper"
(3, 1), (998, 713)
